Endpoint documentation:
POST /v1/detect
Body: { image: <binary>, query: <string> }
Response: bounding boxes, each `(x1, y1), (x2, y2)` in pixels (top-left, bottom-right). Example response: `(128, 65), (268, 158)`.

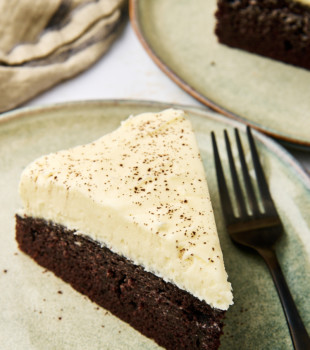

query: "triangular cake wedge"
(16, 109), (233, 350)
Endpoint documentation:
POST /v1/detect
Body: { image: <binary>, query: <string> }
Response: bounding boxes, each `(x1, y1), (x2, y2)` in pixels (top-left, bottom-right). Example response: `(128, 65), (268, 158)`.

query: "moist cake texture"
(16, 215), (227, 350)
(215, 0), (310, 70)
(16, 109), (233, 349)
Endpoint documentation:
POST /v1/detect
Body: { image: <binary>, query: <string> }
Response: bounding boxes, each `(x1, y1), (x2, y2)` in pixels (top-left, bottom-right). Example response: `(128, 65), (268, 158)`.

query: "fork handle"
(257, 248), (310, 350)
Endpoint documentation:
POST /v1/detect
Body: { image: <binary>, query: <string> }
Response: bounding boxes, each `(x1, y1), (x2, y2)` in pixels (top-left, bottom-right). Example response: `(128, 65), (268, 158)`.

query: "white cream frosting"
(19, 109), (233, 310)
(294, 0), (310, 6)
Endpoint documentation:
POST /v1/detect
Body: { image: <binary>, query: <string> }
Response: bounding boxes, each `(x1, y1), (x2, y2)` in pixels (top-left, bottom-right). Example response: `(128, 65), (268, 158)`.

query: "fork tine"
(211, 132), (235, 224)
(234, 128), (260, 216)
(247, 127), (277, 214)
(224, 130), (247, 219)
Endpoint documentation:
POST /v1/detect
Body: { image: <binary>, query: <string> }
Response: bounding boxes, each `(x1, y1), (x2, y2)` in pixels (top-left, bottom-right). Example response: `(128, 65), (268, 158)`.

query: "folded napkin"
(0, 0), (127, 113)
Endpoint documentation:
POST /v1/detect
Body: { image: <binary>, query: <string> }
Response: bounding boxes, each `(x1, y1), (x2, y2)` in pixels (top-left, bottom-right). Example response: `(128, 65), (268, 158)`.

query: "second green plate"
(130, 0), (310, 147)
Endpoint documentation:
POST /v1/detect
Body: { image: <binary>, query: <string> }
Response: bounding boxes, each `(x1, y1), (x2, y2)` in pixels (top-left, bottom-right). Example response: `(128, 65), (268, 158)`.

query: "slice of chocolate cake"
(15, 109), (233, 350)
(215, 0), (310, 70)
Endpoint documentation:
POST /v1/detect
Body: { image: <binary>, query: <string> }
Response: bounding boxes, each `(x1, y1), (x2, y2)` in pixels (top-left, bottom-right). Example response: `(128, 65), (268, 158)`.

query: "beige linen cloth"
(0, 0), (127, 112)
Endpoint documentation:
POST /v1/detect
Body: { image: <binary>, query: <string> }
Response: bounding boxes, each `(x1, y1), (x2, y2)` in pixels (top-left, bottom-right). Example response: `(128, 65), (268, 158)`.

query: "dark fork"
(211, 127), (310, 350)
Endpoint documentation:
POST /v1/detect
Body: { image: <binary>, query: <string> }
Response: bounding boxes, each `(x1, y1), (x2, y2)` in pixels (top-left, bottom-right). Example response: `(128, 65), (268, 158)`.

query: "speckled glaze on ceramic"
(0, 100), (309, 349)
(130, 0), (310, 147)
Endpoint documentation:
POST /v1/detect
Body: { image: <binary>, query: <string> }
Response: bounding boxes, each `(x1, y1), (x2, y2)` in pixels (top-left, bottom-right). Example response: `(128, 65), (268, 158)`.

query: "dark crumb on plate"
(3, 269), (8, 273)
(57, 290), (63, 294)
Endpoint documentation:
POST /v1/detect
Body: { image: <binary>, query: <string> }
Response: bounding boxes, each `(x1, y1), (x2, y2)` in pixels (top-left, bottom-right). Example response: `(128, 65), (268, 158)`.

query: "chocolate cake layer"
(215, 0), (310, 70)
(16, 215), (226, 350)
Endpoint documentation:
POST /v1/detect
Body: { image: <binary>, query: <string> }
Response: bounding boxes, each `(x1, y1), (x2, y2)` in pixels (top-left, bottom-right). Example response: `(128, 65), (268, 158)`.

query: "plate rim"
(1, 98), (310, 190)
(129, 0), (310, 148)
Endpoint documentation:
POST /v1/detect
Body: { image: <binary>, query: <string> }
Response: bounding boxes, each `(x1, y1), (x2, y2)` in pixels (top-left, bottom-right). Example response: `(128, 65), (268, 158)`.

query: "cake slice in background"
(16, 109), (233, 350)
(215, 0), (310, 70)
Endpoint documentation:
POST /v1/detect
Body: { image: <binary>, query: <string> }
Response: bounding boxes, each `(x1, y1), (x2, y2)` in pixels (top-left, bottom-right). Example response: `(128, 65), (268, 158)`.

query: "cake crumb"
(3, 269), (8, 273)
(57, 290), (63, 294)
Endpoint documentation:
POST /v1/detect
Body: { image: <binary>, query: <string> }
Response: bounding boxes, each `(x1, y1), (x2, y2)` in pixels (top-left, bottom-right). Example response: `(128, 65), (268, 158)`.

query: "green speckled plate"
(130, 0), (310, 148)
(0, 100), (309, 349)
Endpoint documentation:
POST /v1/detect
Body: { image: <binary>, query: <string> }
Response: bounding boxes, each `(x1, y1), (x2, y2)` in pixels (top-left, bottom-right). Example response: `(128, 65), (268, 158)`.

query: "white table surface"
(26, 21), (310, 176)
